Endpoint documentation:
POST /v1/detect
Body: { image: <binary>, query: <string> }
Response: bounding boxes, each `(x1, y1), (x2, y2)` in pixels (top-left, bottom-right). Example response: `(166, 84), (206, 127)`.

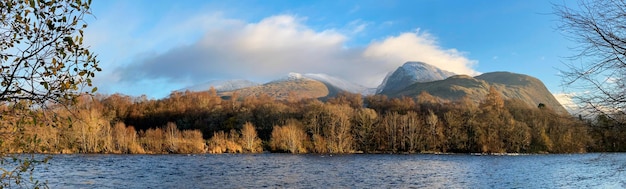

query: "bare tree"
(554, 0), (626, 123)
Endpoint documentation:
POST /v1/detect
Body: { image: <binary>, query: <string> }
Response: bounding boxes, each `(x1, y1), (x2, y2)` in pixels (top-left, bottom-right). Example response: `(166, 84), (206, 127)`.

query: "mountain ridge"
(180, 61), (567, 114)
(382, 72), (567, 114)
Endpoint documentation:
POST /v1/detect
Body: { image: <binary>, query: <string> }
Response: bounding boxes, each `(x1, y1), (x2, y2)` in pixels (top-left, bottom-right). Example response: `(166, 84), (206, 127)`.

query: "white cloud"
(554, 93), (578, 114)
(346, 19), (369, 34)
(363, 30), (479, 76)
(97, 14), (478, 97)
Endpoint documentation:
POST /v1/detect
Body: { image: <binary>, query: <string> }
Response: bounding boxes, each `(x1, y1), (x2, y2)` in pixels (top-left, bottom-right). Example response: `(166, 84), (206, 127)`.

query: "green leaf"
(91, 87), (98, 93)
(40, 82), (48, 90)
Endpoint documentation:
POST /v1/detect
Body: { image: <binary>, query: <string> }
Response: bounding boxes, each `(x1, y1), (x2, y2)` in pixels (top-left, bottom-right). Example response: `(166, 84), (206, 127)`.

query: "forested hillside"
(1, 87), (624, 154)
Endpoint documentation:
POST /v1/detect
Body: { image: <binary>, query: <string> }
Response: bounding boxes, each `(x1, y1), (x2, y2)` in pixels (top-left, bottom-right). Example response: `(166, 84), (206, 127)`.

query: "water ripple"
(22, 153), (626, 188)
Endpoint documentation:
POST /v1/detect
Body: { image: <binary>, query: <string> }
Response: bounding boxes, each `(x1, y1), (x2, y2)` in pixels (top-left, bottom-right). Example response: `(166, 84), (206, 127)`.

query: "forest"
(1, 87), (624, 154)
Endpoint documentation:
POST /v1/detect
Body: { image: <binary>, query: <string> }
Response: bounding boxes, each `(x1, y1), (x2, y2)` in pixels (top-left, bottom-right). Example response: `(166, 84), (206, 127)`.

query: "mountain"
(180, 79), (259, 92)
(298, 73), (375, 95)
(377, 61), (456, 94)
(219, 72), (376, 100)
(383, 72), (568, 114)
(220, 74), (329, 100)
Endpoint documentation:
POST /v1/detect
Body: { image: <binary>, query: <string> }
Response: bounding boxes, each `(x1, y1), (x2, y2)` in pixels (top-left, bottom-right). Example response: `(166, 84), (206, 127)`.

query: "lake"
(27, 153), (626, 188)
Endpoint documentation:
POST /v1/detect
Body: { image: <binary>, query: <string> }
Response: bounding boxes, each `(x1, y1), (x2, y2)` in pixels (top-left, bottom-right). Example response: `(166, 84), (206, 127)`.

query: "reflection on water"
(29, 153), (626, 188)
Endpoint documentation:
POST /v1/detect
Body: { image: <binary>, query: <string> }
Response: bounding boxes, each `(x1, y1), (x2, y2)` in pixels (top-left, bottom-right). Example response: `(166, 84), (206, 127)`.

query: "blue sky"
(84, 0), (578, 103)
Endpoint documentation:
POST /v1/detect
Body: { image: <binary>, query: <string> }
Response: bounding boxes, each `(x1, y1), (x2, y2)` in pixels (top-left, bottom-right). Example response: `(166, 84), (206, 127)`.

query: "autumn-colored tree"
(425, 110), (444, 152)
(403, 111), (422, 153)
(476, 87), (507, 153)
(207, 130), (242, 153)
(73, 104), (110, 153)
(380, 112), (400, 152)
(1, 4), (103, 176)
(322, 104), (354, 153)
(141, 128), (165, 153)
(164, 122), (180, 153)
(443, 110), (469, 152)
(178, 129), (205, 153)
(240, 122), (262, 153)
(352, 108), (378, 152)
(327, 92), (363, 109)
(270, 121), (308, 153)
(480, 87), (505, 111)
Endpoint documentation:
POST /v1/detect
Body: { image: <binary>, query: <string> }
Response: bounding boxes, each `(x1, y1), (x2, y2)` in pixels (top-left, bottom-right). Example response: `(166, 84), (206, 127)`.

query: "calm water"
(27, 153), (626, 188)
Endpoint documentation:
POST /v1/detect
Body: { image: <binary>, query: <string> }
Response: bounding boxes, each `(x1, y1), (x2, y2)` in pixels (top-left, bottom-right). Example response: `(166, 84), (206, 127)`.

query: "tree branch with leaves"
(0, 0), (99, 187)
(0, 0), (99, 105)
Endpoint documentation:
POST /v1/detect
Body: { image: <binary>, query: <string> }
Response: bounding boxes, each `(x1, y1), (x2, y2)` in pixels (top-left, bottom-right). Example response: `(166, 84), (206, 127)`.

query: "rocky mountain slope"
(382, 72), (567, 113)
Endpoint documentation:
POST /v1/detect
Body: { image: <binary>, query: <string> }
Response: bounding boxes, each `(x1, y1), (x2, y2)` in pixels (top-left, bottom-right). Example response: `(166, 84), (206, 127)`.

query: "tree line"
(1, 87), (624, 154)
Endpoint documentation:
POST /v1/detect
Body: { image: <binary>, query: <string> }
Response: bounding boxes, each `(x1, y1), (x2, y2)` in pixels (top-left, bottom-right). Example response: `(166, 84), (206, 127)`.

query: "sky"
(84, 0), (579, 102)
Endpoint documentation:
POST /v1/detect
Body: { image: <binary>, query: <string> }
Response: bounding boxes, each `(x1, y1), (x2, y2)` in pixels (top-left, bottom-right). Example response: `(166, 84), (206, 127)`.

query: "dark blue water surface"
(30, 153), (626, 188)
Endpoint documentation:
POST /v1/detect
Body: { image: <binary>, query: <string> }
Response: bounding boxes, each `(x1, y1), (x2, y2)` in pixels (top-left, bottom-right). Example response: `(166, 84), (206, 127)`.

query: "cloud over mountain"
(110, 14), (478, 96)
(364, 31), (479, 76)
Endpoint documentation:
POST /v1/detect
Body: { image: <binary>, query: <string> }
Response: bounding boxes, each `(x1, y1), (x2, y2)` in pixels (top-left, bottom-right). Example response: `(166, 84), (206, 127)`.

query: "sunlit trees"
(0, 0), (100, 186)
(0, 87), (614, 155)
(111, 122), (144, 154)
(73, 104), (110, 153)
(178, 129), (205, 153)
(207, 130), (242, 154)
(139, 122), (205, 154)
(322, 104), (354, 153)
(240, 122), (262, 153)
(206, 122), (262, 154)
(164, 122), (180, 153)
(140, 127), (165, 153)
(270, 121), (308, 153)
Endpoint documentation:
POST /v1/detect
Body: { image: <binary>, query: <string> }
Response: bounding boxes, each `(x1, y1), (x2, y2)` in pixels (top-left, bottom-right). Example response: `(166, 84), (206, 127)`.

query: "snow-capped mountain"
(269, 72), (310, 83)
(377, 61), (456, 94)
(179, 79), (259, 92)
(300, 73), (375, 95)
(267, 72), (375, 95)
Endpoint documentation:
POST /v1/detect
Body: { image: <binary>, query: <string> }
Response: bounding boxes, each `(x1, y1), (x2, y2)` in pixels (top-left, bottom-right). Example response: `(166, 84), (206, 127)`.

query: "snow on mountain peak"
(288, 72), (304, 80)
(377, 61), (456, 94)
(301, 73), (375, 95)
(272, 72), (375, 95)
(179, 79), (259, 92)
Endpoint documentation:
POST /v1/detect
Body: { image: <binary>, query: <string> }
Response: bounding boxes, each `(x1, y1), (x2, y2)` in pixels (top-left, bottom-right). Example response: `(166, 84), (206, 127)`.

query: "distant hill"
(219, 74), (329, 100)
(179, 79), (259, 92)
(382, 72), (568, 113)
(208, 72), (376, 100)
